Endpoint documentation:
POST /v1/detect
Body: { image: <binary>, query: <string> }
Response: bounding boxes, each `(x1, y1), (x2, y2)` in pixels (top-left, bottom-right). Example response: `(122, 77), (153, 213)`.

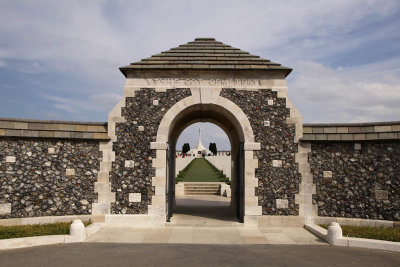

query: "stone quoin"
(0, 38), (399, 228)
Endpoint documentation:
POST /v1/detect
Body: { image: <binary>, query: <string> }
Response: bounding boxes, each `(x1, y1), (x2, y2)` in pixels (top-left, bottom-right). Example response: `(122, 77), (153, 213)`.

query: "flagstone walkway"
(86, 195), (324, 245)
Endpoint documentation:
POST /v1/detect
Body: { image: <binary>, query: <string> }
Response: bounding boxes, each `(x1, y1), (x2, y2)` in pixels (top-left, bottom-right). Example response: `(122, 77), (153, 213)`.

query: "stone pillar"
(327, 222), (343, 245)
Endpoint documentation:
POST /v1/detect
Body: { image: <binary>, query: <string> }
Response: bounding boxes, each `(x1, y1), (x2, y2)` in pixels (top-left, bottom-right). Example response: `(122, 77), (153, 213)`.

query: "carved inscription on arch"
(152, 78), (260, 87)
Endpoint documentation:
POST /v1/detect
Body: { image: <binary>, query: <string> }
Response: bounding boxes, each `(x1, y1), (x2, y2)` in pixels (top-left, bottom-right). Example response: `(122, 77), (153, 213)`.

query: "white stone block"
(268, 99), (274, 105)
(153, 99), (159, 105)
(175, 183), (184, 196)
(5, 156), (16, 163)
(244, 215), (259, 229)
(92, 203), (110, 214)
(264, 120), (270, 127)
(66, 169), (75, 176)
(0, 203), (11, 215)
(244, 142), (261, 151)
(276, 199), (289, 209)
(124, 160), (135, 168)
(323, 171), (332, 178)
(150, 142), (168, 150)
(327, 222), (343, 245)
(94, 182), (111, 193)
(69, 219), (85, 241)
(354, 143), (362, 150)
(138, 126), (144, 131)
(148, 205), (165, 216)
(48, 148), (55, 154)
(129, 193), (141, 203)
(245, 205), (262, 216)
(272, 160), (282, 167)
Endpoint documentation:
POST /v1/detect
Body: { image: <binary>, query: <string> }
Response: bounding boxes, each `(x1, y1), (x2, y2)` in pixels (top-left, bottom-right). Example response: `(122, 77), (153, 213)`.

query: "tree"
(182, 143), (190, 154)
(209, 143), (217, 155)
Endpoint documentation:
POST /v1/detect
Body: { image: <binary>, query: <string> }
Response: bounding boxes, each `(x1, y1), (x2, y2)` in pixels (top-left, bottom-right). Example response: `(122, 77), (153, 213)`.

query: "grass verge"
(319, 224), (400, 242)
(175, 158), (230, 184)
(0, 220), (91, 240)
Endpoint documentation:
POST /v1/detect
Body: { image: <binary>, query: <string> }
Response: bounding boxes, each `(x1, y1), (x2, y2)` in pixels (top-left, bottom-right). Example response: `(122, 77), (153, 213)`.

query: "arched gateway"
(93, 38), (315, 227)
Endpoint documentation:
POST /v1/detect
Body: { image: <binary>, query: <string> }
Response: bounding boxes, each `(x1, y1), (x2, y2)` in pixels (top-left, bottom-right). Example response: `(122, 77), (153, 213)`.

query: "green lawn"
(0, 221), (92, 240)
(176, 158), (229, 183)
(319, 224), (400, 242)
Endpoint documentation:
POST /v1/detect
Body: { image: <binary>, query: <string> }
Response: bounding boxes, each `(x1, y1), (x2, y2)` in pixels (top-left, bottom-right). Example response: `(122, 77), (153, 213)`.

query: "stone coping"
(3, 117), (400, 142)
(0, 117), (110, 141)
(302, 121), (400, 141)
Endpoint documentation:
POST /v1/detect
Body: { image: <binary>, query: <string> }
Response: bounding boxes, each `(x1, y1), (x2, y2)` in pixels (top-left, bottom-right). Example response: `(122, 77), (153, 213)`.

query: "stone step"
(185, 189), (221, 192)
(185, 190), (219, 195)
(185, 186), (220, 189)
(184, 192), (220, 195)
(184, 183), (221, 186)
(183, 183), (222, 195)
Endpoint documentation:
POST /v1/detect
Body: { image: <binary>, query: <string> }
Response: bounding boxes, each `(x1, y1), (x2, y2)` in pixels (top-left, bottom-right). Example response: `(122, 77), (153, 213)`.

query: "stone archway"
(150, 87), (261, 226)
(91, 38), (317, 228)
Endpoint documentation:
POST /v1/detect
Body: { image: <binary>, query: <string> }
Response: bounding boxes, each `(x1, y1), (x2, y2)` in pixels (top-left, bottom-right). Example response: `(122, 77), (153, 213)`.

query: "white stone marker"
(70, 219), (85, 241)
(268, 99), (274, 105)
(124, 160), (135, 168)
(5, 156), (16, 163)
(323, 171), (332, 178)
(129, 193), (141, 202)
(327, 222), (343, 245)
(48, 148), (55, 154)
(264, 120), (270, 127)
(276, 199), (289, 209)
(153, 99), (159, 105)
(0, 203), (11, 215)
(272, 160), (282, 167)
(138, 126), (144, 131)
(66, 169), (75, 176)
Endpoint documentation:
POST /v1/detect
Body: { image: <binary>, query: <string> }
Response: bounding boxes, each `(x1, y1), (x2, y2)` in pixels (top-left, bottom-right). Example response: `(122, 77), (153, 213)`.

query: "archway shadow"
(173, 196), (239, 222)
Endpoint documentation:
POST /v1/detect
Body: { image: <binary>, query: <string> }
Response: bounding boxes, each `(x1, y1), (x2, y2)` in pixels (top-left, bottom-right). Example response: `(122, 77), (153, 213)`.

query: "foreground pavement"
(85, 226), (323, 244)
(0, 243), (399, 267)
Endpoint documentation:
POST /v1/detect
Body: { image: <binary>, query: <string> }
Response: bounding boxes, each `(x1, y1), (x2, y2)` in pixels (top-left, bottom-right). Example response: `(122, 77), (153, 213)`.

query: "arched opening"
(174, 122), (233, 225)
(166, 103), (246, 224)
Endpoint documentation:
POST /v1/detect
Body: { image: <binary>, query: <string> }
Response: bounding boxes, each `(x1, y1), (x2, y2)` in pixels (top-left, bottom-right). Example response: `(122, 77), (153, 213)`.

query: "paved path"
(172, 195), (239, 227)
(85, 226), (324, 244)
(87, 195), (322, 244)
(1, 243), (399, 267)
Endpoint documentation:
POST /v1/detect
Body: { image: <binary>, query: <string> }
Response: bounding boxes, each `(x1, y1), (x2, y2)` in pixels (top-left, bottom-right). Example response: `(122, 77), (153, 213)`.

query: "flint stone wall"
(0, 138), (101, 218)
(309, 141), (400, 221)
(220, 89), (300, 215)
(110, 88), (191, 214)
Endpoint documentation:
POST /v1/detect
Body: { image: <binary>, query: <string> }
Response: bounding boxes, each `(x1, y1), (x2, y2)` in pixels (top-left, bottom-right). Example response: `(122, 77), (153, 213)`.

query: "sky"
(1, 0), (399, 150)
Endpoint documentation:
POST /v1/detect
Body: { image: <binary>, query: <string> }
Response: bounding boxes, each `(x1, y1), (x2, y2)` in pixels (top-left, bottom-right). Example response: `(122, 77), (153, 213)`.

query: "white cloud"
(0, 0), (399, 125)
(289, 58), (400, 122)
(41, 92), (121, 118)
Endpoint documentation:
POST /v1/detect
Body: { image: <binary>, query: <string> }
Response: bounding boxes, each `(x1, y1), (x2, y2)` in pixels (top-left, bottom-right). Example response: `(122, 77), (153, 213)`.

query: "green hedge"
(0, 221), (92, 240)
(319, 224), (400, 242)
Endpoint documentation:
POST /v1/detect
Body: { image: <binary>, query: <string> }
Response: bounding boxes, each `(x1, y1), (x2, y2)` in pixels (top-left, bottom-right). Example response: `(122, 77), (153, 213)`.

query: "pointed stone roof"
(120, 38), (291, 77)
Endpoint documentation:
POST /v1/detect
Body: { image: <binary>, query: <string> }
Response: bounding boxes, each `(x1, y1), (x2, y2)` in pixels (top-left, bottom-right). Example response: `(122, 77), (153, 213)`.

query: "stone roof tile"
(120, 38), (291, 76)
